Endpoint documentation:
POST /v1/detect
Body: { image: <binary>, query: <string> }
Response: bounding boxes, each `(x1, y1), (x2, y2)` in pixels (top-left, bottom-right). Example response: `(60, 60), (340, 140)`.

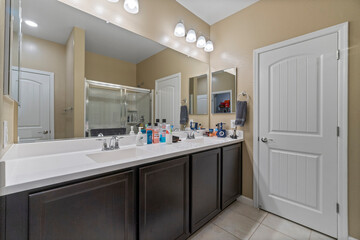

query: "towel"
(235, 101), (247, 126)
(180, 106), (189, 125)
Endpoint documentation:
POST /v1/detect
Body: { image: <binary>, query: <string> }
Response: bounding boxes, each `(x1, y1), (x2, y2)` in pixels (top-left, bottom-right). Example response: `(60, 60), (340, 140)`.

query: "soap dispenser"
(129, 126), (135, 136)
(136, 127), (145, 146)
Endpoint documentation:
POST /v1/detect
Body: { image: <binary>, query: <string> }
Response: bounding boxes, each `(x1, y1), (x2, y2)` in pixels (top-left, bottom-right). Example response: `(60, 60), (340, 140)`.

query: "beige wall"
(85, 51), (137, 87)
(137, 48), (210, 128)
(21, 34), (67, 139)
(210, 0), (360, 237)
(71, 28), (86, 138)
(58, 0), (210, 63)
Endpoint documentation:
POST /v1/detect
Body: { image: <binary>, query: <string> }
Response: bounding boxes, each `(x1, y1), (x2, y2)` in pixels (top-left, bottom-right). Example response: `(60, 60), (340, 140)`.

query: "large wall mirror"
(211, 68), (237, 114)
(4, 0), (210, 143)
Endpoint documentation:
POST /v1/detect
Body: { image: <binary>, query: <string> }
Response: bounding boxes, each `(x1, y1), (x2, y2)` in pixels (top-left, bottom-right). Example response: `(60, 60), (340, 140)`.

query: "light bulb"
(196, 36), (206, 48)
(25, 20), (38, 28)
(124, 0), (139, 14)
(204, 40), (214, 52)
(186, 29), (197, 43)
(174, 21), (185, 37)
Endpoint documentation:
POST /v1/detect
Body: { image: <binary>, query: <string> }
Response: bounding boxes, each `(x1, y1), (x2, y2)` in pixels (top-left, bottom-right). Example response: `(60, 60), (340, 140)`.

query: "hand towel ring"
(238, 91), (249, 102)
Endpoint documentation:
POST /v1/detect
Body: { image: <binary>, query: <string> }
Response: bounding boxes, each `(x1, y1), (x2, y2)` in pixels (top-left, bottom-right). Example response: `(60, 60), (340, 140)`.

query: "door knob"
(37, 130), (49, 134)
(261, 137), (274, 143)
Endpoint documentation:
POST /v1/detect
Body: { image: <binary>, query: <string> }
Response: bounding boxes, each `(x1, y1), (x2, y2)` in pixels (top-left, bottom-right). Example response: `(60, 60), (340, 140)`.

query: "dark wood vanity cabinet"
(190, 148), (221, 232)
(28, 171), (135, 240)
(139, 156), (190, 240)
(221, 143), (242, 209)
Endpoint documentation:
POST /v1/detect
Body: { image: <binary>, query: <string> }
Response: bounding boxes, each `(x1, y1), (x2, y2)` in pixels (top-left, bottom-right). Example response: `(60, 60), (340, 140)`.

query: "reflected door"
(155, 73), (181, 129)
(17, 69), (54, 142)
(258, 33), (338, 237)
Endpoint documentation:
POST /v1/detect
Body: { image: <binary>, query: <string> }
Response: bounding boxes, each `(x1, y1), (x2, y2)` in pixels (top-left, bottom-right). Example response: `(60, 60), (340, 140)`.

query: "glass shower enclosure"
(85, 80), (153, 137)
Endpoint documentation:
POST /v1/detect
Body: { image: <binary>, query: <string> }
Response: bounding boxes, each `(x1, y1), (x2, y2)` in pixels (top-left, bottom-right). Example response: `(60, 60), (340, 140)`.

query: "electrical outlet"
(231, 120), (236, 129)
(3, 121), (8, 148)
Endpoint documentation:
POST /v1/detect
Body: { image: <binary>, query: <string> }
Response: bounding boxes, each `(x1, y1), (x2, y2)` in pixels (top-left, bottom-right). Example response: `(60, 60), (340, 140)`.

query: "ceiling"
(176, 0), (259, 25)
(21, 0), (166, 64)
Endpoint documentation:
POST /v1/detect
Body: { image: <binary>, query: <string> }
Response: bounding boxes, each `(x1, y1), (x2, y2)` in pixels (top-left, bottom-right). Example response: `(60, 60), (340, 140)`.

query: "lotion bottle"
(136, 127), (144, 146)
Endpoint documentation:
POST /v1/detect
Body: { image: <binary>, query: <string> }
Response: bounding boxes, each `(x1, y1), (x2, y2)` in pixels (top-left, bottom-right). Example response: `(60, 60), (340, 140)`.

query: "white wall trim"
(253, 22), (349, 240)
(236, 195), (254, 206)
(17, 67), (55, 140)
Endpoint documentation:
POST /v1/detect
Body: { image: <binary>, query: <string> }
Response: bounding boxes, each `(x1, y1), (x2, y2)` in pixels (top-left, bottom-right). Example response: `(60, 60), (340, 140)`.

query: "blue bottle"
(147, 130), (153, 144)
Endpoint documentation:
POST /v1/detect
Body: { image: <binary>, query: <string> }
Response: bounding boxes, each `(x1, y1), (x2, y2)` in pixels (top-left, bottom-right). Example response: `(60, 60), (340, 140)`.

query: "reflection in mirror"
(189, 74), (208, 115)
(4, 0), (21, 101)
(8, 0), (209, 143)
(211, 68), (237, 114)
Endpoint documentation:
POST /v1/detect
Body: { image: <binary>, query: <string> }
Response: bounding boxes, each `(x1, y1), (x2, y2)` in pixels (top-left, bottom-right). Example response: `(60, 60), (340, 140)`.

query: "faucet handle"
(96, 138), (109, 151)
(112, 136), (124, 149)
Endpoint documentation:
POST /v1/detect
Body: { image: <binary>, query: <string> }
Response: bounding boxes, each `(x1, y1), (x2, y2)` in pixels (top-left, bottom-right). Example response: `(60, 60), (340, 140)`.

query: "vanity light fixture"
(186, 29), (197, 43)
(24, 20), (38, 28)
(124, 0), (139, 14)
(204, 40), (214, 52)
(196, 36), (206, 48)
(174, 21), (186, 37)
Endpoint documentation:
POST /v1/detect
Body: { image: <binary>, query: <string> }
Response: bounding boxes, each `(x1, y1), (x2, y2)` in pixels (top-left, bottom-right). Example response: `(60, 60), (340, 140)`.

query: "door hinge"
(337, 126), (340, 137)
(336, 203), (340, 214)
(336, 50), (340, 60)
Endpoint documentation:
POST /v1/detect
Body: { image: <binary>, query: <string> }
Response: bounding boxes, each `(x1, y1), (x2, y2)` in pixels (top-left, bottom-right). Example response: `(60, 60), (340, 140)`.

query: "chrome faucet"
(186, 130), (196, 139)
(96, 136), (123, 151)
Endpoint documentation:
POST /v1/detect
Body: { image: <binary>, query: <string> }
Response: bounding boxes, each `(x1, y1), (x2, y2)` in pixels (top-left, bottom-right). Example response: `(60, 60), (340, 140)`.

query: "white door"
(17, 69), (54, 142)
(258, 33), (338, 237)
(196, 94), (208, 115)
(155, 73), (181, 128)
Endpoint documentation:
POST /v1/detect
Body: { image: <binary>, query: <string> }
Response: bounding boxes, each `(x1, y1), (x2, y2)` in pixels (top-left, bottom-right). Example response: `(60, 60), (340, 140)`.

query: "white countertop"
(0, 136), (243, 196)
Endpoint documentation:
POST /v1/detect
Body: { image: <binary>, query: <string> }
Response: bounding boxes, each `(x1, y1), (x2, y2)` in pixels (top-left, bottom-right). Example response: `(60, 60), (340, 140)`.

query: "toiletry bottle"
(129, 126), (135, 136)
(146, 123), (153, 144)
(153, 123), (160, 144)
(136, 127), (145, 146)
(147, 128), (153, 144)
(166, 124), (172, 144)
(160, 119), (167, 143)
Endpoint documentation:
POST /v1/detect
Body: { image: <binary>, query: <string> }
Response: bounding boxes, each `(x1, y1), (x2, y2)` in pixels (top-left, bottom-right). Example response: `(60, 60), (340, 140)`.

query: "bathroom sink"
(87, 147), (151, 163)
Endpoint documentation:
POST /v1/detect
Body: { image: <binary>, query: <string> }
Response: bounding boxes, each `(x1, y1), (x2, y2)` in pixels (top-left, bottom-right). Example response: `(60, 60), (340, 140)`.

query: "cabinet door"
(222, 143), (242, 209)
(29, 171), (135, 240)
(139, 157), (189, 240)
(191, 148), (221, 232)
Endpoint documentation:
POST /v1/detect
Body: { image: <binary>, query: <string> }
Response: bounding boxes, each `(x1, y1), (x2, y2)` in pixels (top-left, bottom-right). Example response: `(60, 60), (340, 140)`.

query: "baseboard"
(349, 237), (359, 240)
(236, 195), (253, 206)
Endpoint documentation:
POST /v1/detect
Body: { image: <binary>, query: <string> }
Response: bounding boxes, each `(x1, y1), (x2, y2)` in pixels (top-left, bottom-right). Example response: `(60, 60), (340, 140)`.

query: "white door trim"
(253, 22), (348, 239)
(155, 73), (181, 127)
(17, 67), (55, 140)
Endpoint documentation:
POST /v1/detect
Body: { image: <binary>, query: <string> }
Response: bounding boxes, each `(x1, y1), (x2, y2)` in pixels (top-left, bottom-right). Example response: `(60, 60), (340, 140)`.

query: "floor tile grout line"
(259, 223), (299, 240)
(248, 222), (262, 240)
(211, 222), (242, 240)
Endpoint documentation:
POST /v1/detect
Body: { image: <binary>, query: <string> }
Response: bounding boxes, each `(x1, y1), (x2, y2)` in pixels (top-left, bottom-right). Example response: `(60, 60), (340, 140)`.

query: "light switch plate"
(231, 120), (236, 129)
(3, 121), (8, 148)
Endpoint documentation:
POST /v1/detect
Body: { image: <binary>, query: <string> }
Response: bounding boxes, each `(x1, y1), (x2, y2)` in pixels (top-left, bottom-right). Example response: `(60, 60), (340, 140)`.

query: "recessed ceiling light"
(24, 20), (38, 28)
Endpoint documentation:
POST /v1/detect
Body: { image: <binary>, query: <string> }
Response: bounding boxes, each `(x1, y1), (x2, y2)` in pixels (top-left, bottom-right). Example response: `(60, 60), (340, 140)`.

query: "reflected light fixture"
(124, 0), (139, 14)
(107, 0), (119, 2)
(174, 21), (185, 37)
(196, 36), (206, 48)
(25, 20), (38, 28)
(204, 40), (214, 52)
(186, 29), (197, 43)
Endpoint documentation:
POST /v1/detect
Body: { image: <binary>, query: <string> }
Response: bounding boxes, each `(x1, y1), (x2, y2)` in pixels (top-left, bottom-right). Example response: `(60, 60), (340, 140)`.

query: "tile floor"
(189, 201), (335, 240)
